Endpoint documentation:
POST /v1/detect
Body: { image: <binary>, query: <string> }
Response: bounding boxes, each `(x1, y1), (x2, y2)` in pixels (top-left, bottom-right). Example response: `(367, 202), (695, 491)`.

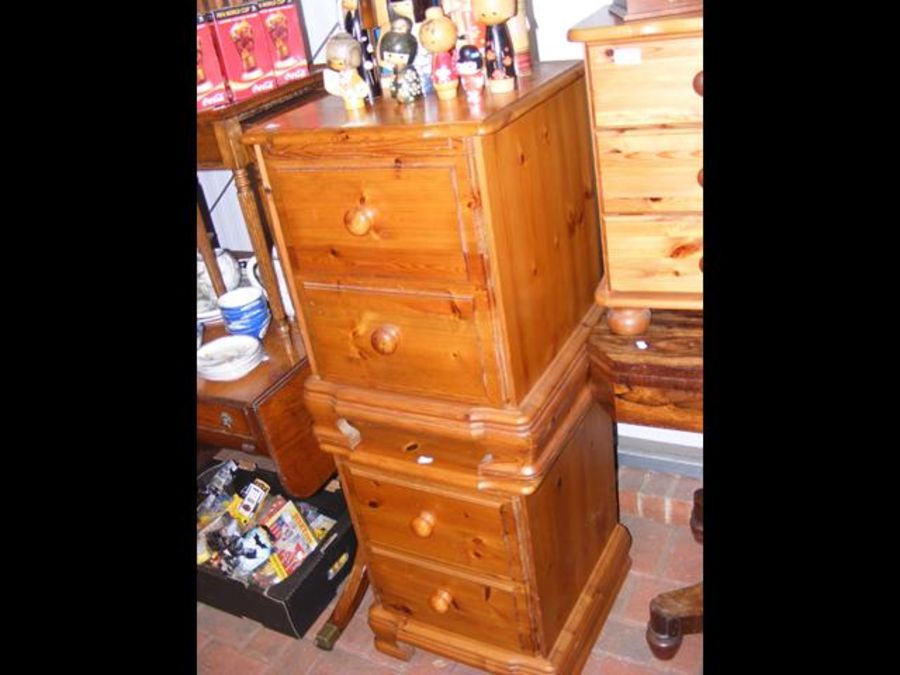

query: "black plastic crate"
(197, 460), (357, 638)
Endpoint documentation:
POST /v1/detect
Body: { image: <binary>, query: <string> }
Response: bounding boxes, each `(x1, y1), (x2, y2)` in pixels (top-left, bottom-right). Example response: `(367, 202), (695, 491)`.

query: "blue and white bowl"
(217, 287), (271, 340)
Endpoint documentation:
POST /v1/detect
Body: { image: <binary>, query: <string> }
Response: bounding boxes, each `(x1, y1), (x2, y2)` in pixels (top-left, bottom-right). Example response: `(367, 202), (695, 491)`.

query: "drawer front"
(587, 37), (702, 128)
(349, 470), (519, 579)
(368, 551), (529, 652)
(269, 166), (471, 284)
(196, 427), (258, 454)
(350, 419), (490, 473)
(197, 400), (253, 437)
(604, 214), (703, 294)
(596, 127), (703, 213)
(301, 285), (495, 403)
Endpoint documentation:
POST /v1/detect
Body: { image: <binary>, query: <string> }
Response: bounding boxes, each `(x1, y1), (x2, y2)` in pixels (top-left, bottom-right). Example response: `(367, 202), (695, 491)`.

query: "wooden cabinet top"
(567, 8), (702, 43)
(242, 61), (584, 144)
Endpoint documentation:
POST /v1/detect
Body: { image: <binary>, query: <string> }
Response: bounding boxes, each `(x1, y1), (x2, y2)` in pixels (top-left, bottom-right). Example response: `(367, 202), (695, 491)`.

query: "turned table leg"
(607, 307), (652, 336)
(233, 167), (291, 337)
(314, 554), (370, 650)
(646, 488), (703, 659)
(197, 201), (226, 298)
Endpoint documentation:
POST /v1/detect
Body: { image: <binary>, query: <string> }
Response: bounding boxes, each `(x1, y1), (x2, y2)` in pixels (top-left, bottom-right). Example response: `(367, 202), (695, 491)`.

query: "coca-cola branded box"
(209, 3), (278, 104)
(257, 0), (310, 85)
(197, 14), (231, 111)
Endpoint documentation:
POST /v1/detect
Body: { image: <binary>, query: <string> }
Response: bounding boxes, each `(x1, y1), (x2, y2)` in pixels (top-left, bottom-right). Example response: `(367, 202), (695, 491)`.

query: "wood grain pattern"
(476, 76), (601, 403)
(595, 127), (703, 213)
(586, 38), (702, 129)
(589, 309), (703, 432)
(348, 467), (521, 579)
(300, 285), (500, 404)
(604, 214), (703, 294)
(524, 401), (619, 652)
(367, 548), (531, 653)
(267, 165), (472, 285)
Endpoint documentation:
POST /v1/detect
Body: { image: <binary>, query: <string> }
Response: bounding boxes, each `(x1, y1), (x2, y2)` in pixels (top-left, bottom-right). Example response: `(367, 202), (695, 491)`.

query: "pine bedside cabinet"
(243, 61), (632, 673)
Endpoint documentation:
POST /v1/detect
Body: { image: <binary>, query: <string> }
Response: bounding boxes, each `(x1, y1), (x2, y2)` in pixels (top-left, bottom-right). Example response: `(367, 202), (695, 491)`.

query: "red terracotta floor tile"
(199, 604), (262, 650)
(303, 648), (402, 675)
(198, 639), (270, 675)
(584, 653), (667, 674)
(621, 513), (673, 577)
(242, 627), (297, 664)
(661, 527), (703, 585)
(622, 573), (680, 626)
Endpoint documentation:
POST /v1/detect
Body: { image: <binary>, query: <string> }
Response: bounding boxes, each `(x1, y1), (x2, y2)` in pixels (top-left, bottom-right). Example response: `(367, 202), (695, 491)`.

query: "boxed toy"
(257, 0), (310, 85)
(197, 13), (231, 111)
(209, 3), (278, 104)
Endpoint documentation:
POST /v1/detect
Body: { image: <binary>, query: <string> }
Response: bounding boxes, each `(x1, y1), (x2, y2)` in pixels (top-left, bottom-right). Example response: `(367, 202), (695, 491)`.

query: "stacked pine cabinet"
(244, 62), (631, 673)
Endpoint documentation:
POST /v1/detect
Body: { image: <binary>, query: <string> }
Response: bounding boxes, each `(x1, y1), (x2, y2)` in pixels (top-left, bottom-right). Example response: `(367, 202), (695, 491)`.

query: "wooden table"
(589, 310), (702, 432)
(196, 69), (326, 336)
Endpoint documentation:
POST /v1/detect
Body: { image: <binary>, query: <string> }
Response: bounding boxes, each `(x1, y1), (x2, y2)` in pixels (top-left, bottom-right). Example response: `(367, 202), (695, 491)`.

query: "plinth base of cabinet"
(370, 524), (632, 674)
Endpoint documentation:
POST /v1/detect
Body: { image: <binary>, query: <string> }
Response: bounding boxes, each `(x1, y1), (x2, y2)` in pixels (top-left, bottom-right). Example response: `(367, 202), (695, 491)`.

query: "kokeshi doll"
(472, 0), (515, 94)
(420, 7), (459, 101)
(341, 0), (382, 101)
(323, 32), (372, 111)
(379, 24), (424, 103)
(506, 0), (532, 77)
(442, 0), (485, 51)
(457, 44), (484, 103)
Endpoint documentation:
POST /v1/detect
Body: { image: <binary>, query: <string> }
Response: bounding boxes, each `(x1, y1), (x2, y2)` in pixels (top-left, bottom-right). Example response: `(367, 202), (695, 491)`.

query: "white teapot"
(197, 248), (241, 300)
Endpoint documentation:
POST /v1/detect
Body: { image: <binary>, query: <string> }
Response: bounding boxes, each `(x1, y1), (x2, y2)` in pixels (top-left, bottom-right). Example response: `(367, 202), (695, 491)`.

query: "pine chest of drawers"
(569, 10), (703, 335)
(244, 62), (631, 674)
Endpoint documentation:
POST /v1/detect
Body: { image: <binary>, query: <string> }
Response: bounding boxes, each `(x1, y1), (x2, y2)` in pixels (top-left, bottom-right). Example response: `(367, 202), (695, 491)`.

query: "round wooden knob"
(371, 324), (400, 355)
(344, 205), (375, 236)
(410, 511), (436, 537)
(697, 168), (703, 187)
(693, 71), (703, 96)
(430, 589), (453, 614)
(607, 308), (652, 336)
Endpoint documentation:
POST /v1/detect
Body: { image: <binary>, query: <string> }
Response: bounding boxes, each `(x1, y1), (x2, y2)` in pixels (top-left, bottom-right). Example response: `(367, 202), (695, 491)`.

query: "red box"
(197, 14), (231, 111)
(257, 0), (310, 85)
(209, 3), (278, 104)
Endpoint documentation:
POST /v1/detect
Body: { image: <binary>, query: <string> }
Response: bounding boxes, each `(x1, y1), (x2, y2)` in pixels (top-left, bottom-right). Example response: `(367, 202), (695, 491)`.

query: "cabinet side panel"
(524, 400), (618, 651)
(478, 77), (601, 403)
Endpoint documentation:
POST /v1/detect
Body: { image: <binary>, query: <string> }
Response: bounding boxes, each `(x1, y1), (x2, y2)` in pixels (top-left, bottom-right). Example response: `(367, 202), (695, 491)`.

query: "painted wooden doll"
(323, 32), (371, 111)
(472, 0), (516, 94)
(420, 7), (459, 100)
(441, 0), (485, 51)
(341, 0), (382, 101)
(457, 44), (484, 103)
(506, 0), (532, 77)
(379, 24), (424, 103)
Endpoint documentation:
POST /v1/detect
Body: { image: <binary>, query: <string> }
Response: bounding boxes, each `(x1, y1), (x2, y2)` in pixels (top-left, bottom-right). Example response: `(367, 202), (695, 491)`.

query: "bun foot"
(607, 308), (652, 335)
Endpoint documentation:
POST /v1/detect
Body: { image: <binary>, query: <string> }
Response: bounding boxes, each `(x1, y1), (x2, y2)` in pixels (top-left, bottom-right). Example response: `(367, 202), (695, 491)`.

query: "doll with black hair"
(379, 22), (424, 103)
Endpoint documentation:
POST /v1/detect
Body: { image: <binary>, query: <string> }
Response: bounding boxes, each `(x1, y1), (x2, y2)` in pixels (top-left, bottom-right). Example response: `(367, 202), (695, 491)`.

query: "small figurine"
(419, 7), (459, 100)
(230, 20), (261, 78)
(442, 0), (485, 51)
(341, 0), (381, 101)
(506, 0), (532, 77)
(323, 32), (372, 111)
(472, 0), (515, 94)
(379, 22), (424, 103)
(457, 44), (485, 104)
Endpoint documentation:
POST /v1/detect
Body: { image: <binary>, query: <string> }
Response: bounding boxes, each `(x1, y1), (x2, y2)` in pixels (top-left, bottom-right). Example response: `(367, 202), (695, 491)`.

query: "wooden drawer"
(587, 37), (702, 128)
(268, 165), (471, 285)
(349, 470), (520, 579)
(368, 550), (530, 652)
(604, 214), (703, 294)
(350, 419), (490, 473)
(197, 400), (253, 437)
(301, 285), (496, 403)
(596, 127), (702, 213)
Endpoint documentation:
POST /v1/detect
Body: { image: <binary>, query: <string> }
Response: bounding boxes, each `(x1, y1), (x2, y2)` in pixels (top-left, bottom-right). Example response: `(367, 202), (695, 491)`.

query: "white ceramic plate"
(197, 335), (261, 371)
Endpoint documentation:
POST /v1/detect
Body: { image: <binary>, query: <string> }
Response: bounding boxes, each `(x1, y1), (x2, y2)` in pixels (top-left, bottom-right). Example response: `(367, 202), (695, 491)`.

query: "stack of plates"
(197, 335), (264, 381)
(197, 295), (223, 325)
